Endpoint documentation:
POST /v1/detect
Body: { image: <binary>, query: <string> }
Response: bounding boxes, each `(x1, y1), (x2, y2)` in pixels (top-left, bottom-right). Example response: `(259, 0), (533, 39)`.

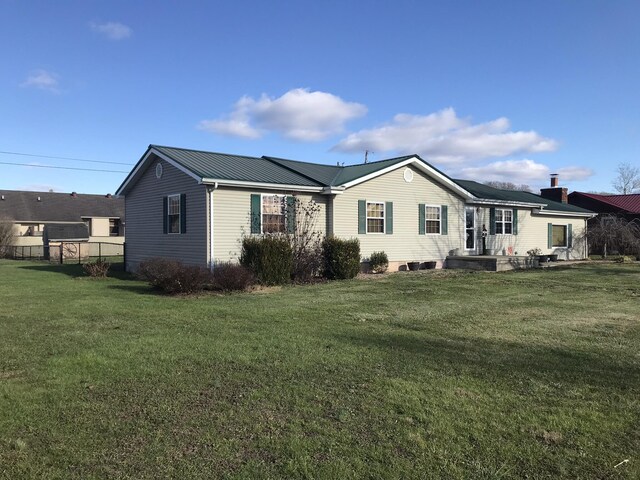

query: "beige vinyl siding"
(125, 156), (208, 270)
(212, 187), (327, 263)
(333, 165), (465, 263)
(481, 208), (588, 259)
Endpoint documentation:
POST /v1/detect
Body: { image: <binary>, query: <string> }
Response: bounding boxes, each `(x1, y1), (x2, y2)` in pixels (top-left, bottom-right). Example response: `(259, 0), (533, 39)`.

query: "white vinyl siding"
(480, 208), (588, 259)
(333, 165), (465, 262)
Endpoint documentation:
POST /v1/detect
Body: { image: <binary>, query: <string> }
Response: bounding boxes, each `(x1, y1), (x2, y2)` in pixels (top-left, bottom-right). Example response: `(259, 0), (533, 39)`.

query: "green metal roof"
(454, 179), (593, 213)
(117, 145), (593, 217)
(152, 145), (322, 187)
(331, 156), (415, 185)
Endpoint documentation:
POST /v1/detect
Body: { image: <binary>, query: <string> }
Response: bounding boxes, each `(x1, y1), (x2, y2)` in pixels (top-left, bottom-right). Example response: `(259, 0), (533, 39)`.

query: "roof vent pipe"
(37, 196), (41, 201)
(105, 193), (112, 198)
(71, 192), (77, 197)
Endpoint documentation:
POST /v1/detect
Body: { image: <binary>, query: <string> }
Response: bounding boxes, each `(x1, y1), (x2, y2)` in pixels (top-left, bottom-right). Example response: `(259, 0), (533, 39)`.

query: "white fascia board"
(321, 186), (345, 195)
(201, 178), (323, 193)
(115, 148), (202, 196)
(533, 209), (596, 218)
(340, 157), (475, 200)
(468, 199), (546, 208)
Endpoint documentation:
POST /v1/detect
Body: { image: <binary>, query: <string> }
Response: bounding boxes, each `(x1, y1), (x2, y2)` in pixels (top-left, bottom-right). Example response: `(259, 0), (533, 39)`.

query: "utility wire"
(0, 161), (129, 174)
(0, 149), (133, 166)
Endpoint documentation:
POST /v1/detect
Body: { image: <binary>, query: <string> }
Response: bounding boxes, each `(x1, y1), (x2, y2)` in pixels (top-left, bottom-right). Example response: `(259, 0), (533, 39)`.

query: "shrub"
(240, 236), (293, 285)
(83, 259), (111, 278)
(323, 237), (361, 280)
(137, 257), (211, 294)
(368, 251), (389, 274)
(211, 262), (256, 291)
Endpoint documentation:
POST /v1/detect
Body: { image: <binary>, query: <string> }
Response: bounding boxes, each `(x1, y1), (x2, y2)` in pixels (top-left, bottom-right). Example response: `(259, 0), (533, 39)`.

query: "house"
(0, 190), (125, 254)
(568, 191), (640, 256)
(116, 145), (594, 272)
(568, 191), (640, 223)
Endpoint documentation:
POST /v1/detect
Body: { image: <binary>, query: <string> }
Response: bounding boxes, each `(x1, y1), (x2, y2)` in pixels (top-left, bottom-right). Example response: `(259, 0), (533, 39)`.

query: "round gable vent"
(403, 168), (414, 183)
(155, 163), (163, 179)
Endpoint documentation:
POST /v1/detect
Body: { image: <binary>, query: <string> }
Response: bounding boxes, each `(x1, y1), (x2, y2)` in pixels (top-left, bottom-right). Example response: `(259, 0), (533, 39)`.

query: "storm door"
(465, 207), (476, 253)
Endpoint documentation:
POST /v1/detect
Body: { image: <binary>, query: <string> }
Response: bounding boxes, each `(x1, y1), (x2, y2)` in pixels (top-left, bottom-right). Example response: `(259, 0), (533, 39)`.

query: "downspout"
(208, 183), (218, 270)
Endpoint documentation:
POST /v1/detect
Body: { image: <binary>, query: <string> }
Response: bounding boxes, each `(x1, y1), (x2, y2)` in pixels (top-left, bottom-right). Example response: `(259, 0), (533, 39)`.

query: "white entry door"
(465, 207), (476, 254)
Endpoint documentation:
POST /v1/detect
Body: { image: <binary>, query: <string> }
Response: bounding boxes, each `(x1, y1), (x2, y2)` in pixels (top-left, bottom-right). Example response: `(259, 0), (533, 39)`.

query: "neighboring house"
(116, 145), (594, 272)
(568, 191), (640, 223)
(0, 190), (125, 248)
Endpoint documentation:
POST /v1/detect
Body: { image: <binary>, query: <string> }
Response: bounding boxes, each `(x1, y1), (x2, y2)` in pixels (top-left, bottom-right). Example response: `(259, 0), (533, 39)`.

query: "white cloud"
(457, 159), (594, 185)
(199, 88), (367, 141)
(556, 166), (594, 181)
(90, 21), (132, 40)
(332, 108), (558, 164)
(20, 70), (60, 93)
(458, 159), (551, 184)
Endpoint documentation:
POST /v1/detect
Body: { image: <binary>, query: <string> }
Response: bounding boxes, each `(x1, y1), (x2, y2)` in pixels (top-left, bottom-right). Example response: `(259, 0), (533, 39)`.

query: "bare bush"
(137, 257), (212, 294)
(0, 217), (15, 258)
(83, 259), (111, 278)
(211, 262), (256, 291)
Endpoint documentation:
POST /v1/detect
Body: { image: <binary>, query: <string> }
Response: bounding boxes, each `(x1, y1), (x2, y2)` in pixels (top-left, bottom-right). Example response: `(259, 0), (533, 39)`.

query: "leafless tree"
(612, 162), (640, 194)
(584, 214), (640, 258)
(484, 181), (532, 192)
(0, 216), (15, 258)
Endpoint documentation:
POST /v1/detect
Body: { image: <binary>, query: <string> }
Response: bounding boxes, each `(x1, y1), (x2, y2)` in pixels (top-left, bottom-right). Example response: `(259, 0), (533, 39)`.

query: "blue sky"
(1, 0), (639, 195)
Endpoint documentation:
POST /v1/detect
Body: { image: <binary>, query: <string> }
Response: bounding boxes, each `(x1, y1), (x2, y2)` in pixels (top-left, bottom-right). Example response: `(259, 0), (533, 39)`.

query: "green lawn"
(0, 260), (638, 479)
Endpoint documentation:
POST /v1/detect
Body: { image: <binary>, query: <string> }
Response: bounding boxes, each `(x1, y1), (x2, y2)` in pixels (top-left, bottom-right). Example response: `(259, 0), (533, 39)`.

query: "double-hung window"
(366, 202), (385, 233)
(495, 208), (513, 234)
(262, 195), (287, 234)
(552, 225), (567, 247)
(425, 206), (441, 234)
(167, 194), (181, 234)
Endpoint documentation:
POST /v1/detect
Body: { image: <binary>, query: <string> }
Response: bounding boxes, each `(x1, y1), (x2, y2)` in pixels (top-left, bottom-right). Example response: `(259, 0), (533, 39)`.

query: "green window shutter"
(250, 194), (261, 234)
(568, 224), (573, 247)
(358, 200), (366, 234)
(489, 208), (496, 235)
(286, 196), (296, 234)
(418, 204), (425, 235)
(180, 193), (187, 234)
(512, 209), (518, 235)
(548, 223), (553, 249)
(162, 196), (168, 234)
(441, 205), (448, 235)
(385, 201), (393, 234)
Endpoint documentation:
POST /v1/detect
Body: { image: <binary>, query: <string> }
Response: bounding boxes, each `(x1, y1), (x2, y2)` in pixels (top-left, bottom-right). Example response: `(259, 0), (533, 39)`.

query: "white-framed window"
(425, 205), (441, 234)
(366, 201), (385, 234)
(109, 219), (120, 236)
(167, 194), (181, 234)
(262, 194), (287, 234)
(495, 208), (513, 235)
(552, 225), (568, 247)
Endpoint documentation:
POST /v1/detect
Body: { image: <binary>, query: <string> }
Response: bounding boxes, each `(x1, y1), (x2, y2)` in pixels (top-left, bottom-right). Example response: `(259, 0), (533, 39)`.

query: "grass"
(0, 260), (638, 479)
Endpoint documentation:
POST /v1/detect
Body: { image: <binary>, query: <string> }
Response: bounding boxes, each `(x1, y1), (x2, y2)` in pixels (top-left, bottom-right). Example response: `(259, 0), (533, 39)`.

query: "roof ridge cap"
(151, 144), (262, 160)
(261, 156), (325, 187)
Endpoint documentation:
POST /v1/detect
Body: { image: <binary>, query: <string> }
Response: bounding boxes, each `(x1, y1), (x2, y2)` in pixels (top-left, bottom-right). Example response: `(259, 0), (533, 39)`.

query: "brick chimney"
(540, 174), (568, 203)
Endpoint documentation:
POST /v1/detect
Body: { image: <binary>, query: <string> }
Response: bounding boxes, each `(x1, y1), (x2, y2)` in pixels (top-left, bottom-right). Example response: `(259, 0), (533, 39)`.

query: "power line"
(0, 149), (133, 166)
(0, 161), (129, 174)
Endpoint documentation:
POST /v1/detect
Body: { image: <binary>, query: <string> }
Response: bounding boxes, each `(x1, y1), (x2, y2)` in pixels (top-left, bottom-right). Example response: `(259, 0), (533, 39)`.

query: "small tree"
(584, 214), (640, 258)
(0, 217), (15, 258)
(612, 162), (640, 194)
